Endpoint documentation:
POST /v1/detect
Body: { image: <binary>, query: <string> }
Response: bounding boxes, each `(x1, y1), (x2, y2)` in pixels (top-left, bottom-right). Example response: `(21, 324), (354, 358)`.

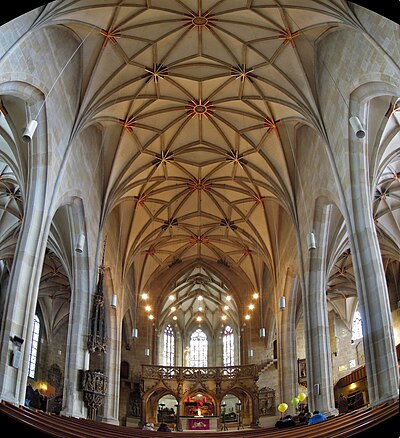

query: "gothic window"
(28, 314), (40, 379)
(163, 323), (175, 366)
(190, 328), (207, 367)
(351, 310), (363, 341)
(223, 325), (234, 366)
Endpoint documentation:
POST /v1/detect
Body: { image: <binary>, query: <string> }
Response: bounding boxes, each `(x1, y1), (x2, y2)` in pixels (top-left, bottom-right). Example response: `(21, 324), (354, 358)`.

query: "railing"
(141, 364), (258, 380)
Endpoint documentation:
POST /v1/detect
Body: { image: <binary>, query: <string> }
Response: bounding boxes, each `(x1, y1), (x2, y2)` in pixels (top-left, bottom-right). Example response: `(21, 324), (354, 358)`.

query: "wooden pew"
(0, 399), (398, 438)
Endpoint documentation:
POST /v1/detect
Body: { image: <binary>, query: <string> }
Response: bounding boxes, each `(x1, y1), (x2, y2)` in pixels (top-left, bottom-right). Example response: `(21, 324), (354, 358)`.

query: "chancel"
(0, 1), (398, 437)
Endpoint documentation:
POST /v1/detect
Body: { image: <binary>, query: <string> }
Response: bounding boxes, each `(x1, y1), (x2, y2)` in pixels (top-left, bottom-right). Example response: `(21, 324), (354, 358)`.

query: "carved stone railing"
(142, 364), (258, 380)
(81, 370), (107, 420)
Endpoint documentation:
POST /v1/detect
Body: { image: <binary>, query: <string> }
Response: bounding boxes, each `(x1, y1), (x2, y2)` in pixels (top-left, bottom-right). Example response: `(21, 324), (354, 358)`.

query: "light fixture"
(144, 348), (150, 356)
(245, 314), (250, 320)
(349, 116), (365, 139)
(221, 315), (227, 321)
(172, 315), (177, 321)
(253, 292), (259, 299)
(260, 327), (266, 338)
(22, 119), (38, 142)
(171, 306), (176, 312)
(226, 295), (231, 301)
(141, 292), (148, 300)
(75, 233), (85, 253)
(111, 294), (117, 308)
(145, 305), (151, 312)
(279, 296), (286, 310)
(132, 328), (138, 338)
(248, 349), (254, 357)
(307, 232), (316, 250)
(169, 294), (175, 300)
(248, 303), (255, 310)
(196, 316), (202, 322)
(149, 314), (154, 320)
(223, 305), (229, 311)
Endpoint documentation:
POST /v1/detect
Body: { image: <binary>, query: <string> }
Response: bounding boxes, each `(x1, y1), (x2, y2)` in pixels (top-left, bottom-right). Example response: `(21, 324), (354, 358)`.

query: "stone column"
(0, 115), (48, 406)
(61, 244), (91, 417)
(101, 281), (120, 424)
(304, 202), (337, 416)
(277, 268), (299, 415)
(347, 122), (399, 406)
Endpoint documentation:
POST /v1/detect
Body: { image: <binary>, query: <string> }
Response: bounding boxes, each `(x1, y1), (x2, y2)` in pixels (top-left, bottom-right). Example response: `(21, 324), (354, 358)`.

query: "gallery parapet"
(141, 364), (258, 380)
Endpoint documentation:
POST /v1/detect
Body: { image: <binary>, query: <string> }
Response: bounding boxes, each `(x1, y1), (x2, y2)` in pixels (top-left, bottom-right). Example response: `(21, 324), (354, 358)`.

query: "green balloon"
(291, 397), (300, 405)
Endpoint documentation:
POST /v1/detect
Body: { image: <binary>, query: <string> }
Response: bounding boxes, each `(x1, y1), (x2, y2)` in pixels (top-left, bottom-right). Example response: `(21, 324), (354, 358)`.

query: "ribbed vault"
(35, 0), (361, 295)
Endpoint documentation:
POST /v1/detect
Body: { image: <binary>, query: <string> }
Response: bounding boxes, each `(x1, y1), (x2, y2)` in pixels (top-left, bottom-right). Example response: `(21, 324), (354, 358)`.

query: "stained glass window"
(351, 310), (363, 341)
(28, 315), (40, 379)
(163, 323), (175, 366)
(223, 325), (234, 366)
(190, 328), (207, 367)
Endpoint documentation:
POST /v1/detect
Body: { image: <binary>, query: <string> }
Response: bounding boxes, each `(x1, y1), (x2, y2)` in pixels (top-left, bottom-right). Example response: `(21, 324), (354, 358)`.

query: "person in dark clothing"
(25, 384), (34, 406)
(157, 423), (171, 432)
(30, 389), (41, 409)
(297, 412), (308, 425)
(275, 415), (296, 428)
(338, 393), (349, 415)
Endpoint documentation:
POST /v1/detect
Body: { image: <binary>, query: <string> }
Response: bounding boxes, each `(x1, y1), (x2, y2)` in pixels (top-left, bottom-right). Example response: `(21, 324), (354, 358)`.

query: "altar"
(181, 416), (218, 431)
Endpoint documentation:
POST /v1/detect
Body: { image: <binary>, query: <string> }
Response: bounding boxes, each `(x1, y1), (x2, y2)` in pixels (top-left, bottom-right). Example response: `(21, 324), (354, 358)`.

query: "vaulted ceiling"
(1, 1), (399, 335)
(39, 0), (359, 297)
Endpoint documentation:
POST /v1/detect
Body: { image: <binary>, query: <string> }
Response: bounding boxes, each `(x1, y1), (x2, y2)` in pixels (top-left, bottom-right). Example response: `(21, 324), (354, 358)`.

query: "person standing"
(338, 394), (349, 415)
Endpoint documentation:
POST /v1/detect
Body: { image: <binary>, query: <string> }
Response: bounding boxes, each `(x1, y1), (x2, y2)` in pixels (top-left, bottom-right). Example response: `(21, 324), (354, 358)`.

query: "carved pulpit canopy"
(87, 240), (108, 353)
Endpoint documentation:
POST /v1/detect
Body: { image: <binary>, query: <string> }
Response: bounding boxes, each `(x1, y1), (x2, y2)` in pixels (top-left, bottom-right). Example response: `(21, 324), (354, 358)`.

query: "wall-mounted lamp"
(259, 327), (266, 338)
(279, 296), (286, 310)
(132, 328), (138, 338)
(75, 233), (85, 253)
(144, 348), (150, 356)
(111, 294), (117, 308)
(349, 116), (365, 139)
(307, 232), (316, 250)
(248, 349), (254, 357)
(22, 120), (38, 142)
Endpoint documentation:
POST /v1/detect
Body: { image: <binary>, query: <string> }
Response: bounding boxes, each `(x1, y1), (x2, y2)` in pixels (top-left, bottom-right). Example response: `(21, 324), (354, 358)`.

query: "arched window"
(223, 325), (234, 366)
(163, 324), (175, 366)
(190, 328), (207, 367)
(28, 315), (40, 379)
(351, 310), (363, 341)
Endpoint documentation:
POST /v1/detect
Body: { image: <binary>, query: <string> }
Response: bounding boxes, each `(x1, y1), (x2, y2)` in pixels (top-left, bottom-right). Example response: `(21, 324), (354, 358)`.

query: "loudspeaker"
(349, 116), (365, 139)
(313, 383), (320, 395)
(75, 233), (85, 253)
(307, 232), (316, 250)
(22, 120), (38, 142)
